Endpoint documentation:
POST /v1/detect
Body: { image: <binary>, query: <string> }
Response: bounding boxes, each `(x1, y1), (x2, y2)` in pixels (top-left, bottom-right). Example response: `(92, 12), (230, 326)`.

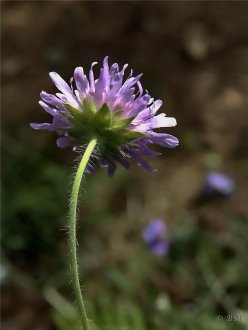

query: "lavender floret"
(142, 219), (169, 256)
(204, 172), (235, 197)
(31, 57), (178, 176)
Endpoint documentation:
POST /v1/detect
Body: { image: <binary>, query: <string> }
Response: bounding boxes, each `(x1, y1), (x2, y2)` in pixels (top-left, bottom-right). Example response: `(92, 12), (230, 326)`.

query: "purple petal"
(39, 100), (58, 116)
(56, 136), (71, 148)
(113, 87), (135, 112)
(94, 57), (112, 98)
(134, 114), (177, 132)
(204, 172), (234, 196)
(109, 63), (119, 76)
(49, 72), (80, 109)
(30, 122), (55, 131)
(114, 155), (130, 169)
(107, 65), (131, 104)
(89, 62), (98, 93)
(142, 219), (166, 242)
(99, 158), (117, 177)
(94, 67), (109, 108)
(134, 100), (163, 122)
(148, 132), (179, 148)
(119, 74), (143, 93)
(138, 142), (161, 157)
(137, 81), (143, 96)
(142, 219), (169, 256)
(40, 91), (66, 112)
(85, 163), (97, 175)
(127, 93), (151, 117)
(103, 56), (110, 85)
(56, 93), (68, 103)
(30, 111), (69, 132)
(107, 72), (127, 107)
(129, 150), (157, 172)
(152, 241), (169, 256)
(107, 162), (116, 177)
(74, 67), (90, 99)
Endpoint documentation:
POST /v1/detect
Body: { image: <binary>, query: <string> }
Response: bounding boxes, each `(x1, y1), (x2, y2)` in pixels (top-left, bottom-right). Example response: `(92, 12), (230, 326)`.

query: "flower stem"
(69, 138), (97, 330)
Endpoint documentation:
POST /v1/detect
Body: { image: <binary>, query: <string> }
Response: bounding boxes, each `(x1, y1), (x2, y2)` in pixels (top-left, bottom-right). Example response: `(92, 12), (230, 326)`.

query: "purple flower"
(204, 172), (235, 197)
(31, 57), (178, 176)
(142, 219), (169, 256)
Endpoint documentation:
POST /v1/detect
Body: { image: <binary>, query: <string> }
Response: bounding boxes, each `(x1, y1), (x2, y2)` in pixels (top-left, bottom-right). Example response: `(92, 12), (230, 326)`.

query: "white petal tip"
(49, 72), (57, 78)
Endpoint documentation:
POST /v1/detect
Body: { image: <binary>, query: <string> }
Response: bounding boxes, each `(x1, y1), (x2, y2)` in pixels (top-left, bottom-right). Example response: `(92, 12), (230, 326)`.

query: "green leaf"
(93, 104), (112, 127)
(118, 129), (145, 144)
(84, 99), (97, 114)
(112, 116), (135, 129)
(63, 104), (85, 122)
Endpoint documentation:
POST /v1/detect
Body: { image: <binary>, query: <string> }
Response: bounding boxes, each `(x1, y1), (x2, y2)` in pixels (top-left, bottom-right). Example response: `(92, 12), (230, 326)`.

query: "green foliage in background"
(1, 132), (248, 330)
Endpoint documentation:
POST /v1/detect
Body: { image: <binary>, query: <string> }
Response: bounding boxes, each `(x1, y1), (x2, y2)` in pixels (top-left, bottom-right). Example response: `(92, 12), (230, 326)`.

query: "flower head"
(142, 219), (169, 256)
(204, 172), (234, 197)
(31, 57), (178, 176)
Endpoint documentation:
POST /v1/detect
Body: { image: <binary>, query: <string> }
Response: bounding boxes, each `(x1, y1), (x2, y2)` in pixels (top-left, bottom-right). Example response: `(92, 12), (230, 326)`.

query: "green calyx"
(63, 99), (144, 157)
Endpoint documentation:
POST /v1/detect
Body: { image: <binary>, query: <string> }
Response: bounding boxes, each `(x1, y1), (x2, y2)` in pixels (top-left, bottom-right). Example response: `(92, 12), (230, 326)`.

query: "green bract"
(64, 99), (145, 159)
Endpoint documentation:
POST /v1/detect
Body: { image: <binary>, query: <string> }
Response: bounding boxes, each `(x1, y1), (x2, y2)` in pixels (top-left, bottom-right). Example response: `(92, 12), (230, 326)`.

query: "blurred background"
(1, 1), (248, 329)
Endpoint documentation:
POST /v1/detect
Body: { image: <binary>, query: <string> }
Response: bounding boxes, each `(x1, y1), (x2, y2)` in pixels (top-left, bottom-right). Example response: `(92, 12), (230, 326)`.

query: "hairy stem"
(69, 138), (97, 330)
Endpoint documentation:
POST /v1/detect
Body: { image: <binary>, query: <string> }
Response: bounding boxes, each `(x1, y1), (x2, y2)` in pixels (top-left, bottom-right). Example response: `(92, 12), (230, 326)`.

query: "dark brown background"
(2, 1), (248, 329)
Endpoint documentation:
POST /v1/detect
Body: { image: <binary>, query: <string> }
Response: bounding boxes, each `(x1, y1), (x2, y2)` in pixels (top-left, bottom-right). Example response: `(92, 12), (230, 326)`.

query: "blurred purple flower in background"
(204, 171), (235, 197)
(142, 219), (169, 256)
(31, 56), (178, 176)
